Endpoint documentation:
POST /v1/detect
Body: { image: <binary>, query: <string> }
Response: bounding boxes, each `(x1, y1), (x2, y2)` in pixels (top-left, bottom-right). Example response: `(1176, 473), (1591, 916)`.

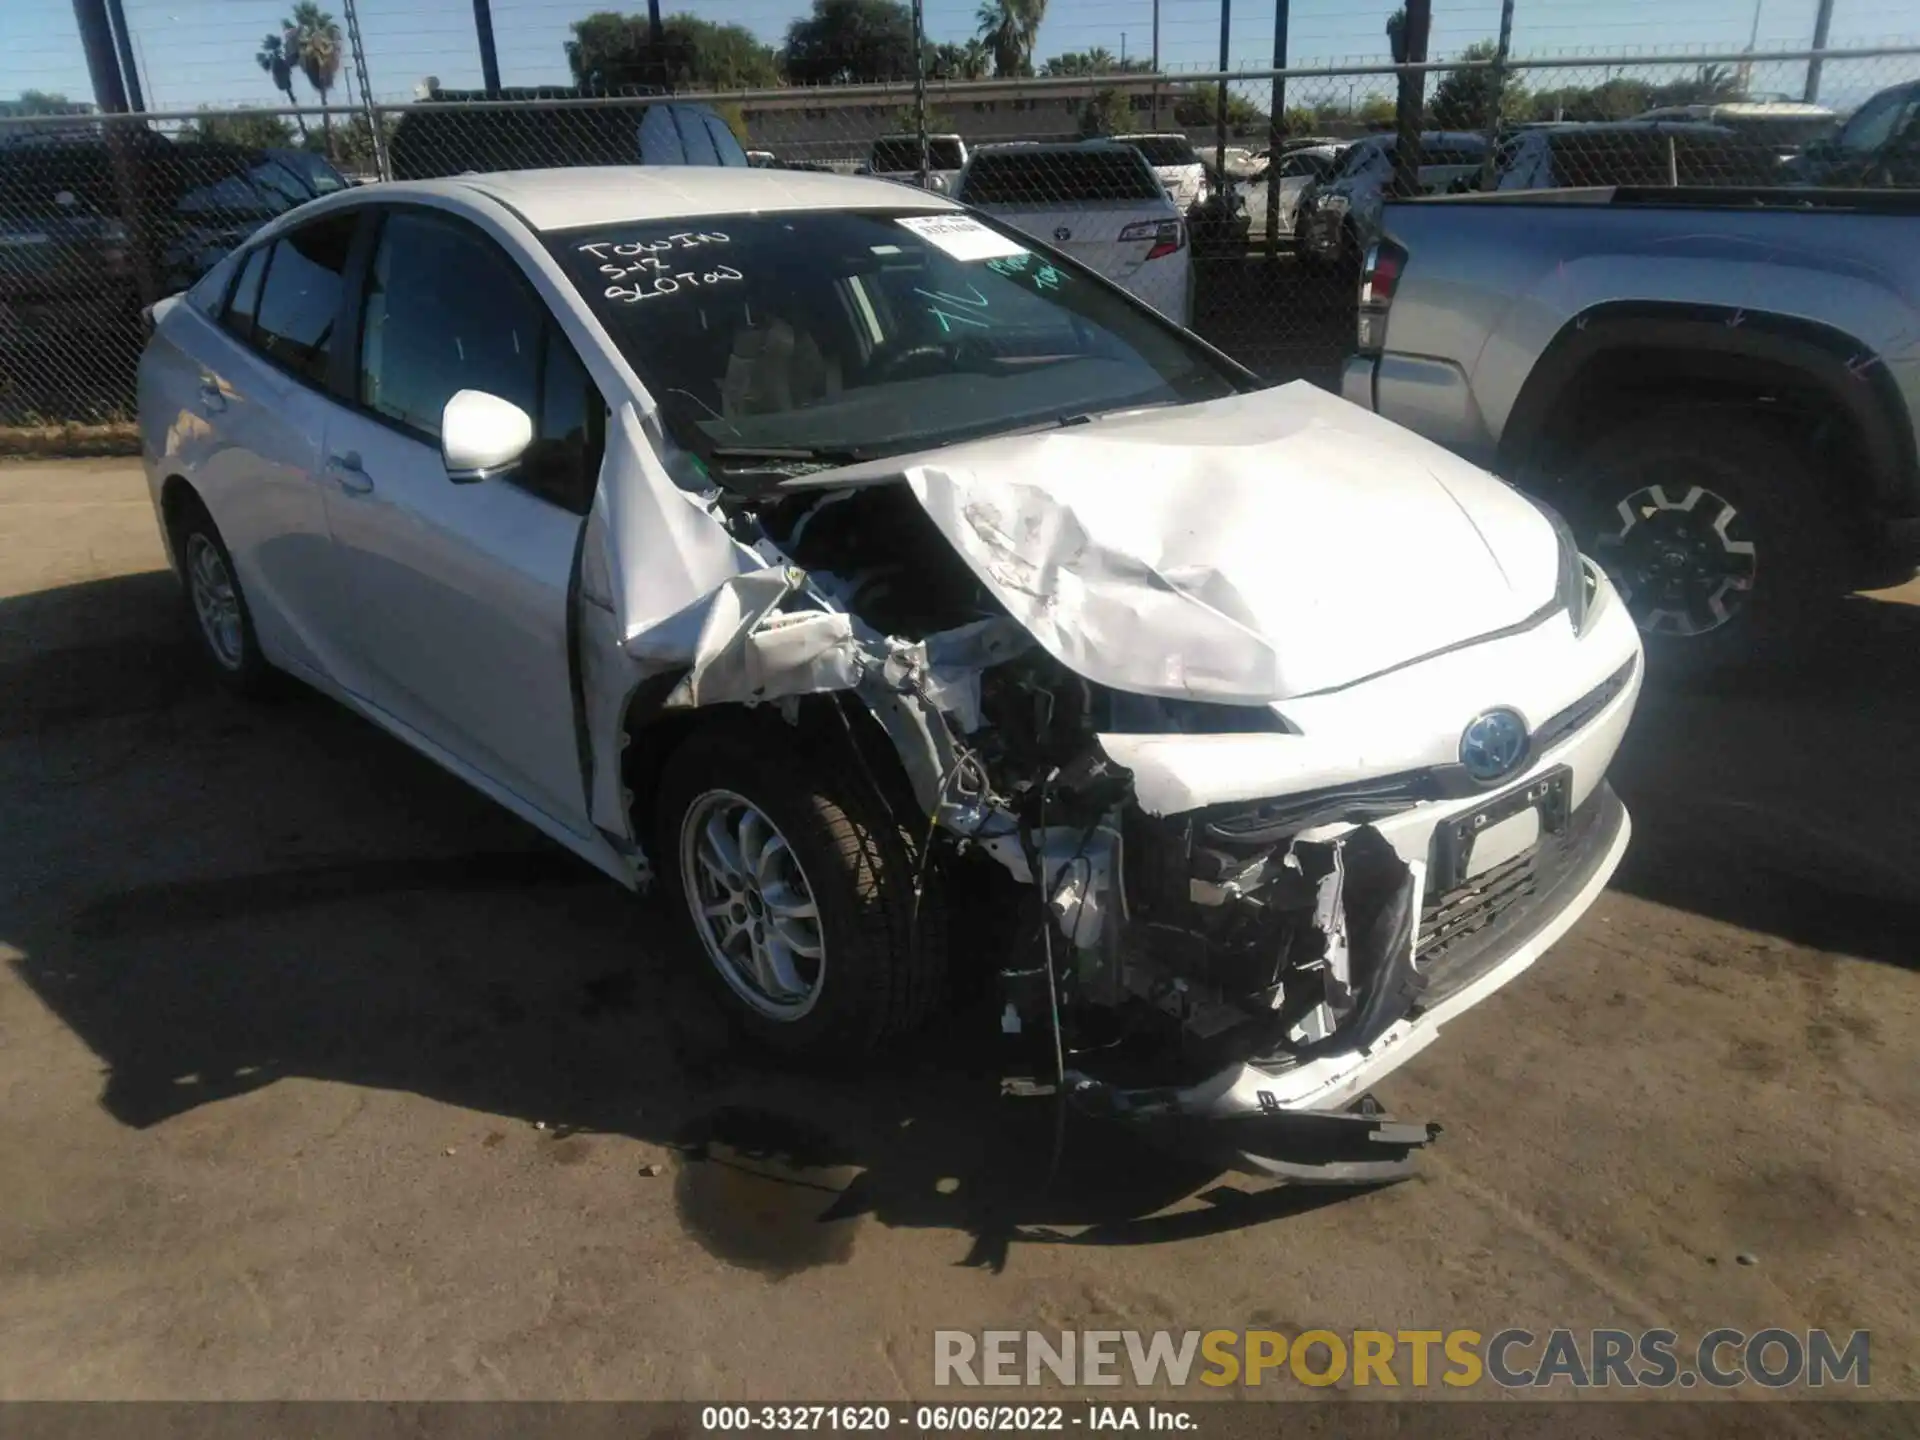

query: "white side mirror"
(441, 389), (532, 484)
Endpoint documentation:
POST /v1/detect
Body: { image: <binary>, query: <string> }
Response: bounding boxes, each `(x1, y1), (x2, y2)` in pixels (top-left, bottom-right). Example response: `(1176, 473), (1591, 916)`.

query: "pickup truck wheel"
(654, 726), (947, 1061)
(1564, 412), (1845, 669)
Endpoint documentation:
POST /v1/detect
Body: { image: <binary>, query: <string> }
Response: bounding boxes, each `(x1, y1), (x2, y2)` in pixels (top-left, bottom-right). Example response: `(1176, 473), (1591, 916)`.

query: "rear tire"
(170, 493), (275, 697)
(653, 723), (948, 1062)
(1559, 409), (1849, 672)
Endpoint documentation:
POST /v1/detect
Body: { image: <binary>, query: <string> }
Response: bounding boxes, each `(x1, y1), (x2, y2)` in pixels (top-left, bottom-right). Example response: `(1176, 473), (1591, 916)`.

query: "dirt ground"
(1, 458), (1916, 1402)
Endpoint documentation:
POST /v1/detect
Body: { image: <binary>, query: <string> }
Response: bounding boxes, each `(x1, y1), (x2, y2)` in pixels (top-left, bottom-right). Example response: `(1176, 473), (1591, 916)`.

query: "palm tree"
(285, 3), (344, 156)
(976, 0), (1046, 79)
(256, 32), (309, 139)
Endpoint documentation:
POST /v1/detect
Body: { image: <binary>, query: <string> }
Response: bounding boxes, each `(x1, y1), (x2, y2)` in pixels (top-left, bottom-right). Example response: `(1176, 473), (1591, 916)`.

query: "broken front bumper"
(1068, 780), (1629, 1174)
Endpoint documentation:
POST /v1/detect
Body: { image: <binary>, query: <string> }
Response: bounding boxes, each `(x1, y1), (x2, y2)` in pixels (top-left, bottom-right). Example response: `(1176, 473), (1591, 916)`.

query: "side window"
(221, 244), (270, 342)
(1837, 89), (1907, 155)
(251, 212), (357, 384)
(359, 208), (602, 514)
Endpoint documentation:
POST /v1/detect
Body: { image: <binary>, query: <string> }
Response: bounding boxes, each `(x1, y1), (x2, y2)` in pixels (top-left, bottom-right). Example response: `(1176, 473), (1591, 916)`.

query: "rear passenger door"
(187, 210), (364, 682)
(317, 203), (605, 833)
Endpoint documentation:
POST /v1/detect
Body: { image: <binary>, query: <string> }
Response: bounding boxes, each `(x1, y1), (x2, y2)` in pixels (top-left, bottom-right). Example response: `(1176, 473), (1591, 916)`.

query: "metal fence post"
(1806, 0), (1836, 102)
(1265, 0), (1290, 258)
(912, 0), (929, 189)
(1391, 0), (1431, 201)
(1214, 0), (1231, 194)
(1480, 0), (1515, 190)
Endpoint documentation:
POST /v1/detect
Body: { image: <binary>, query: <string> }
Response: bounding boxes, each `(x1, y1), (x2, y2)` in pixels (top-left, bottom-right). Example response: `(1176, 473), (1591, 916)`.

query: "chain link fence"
(4, 43), (1918, 429)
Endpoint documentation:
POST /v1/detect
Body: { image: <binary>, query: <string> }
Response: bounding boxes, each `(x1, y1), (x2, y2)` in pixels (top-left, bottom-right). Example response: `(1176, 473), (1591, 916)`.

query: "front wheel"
(1560, 410), (1848, 671)
(653, 725), (947, 1060)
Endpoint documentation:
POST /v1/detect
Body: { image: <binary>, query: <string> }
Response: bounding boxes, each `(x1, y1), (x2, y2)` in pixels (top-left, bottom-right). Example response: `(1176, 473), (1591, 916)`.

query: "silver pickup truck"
(1340, 186), (1920, 668)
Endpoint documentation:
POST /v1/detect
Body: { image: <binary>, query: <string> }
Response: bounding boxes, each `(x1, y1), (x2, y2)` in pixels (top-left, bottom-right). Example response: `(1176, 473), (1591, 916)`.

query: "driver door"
(318, 204), (605, 834)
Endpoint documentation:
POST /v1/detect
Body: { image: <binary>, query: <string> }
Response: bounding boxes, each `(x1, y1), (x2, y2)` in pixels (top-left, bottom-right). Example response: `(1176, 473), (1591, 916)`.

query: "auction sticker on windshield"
(897, 214), (1029, 262)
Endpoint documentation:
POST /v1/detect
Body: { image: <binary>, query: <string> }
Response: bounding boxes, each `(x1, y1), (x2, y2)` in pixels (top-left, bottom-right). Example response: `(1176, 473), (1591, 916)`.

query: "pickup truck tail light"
(1356, 238), (1406, 355)
(1120, 219), (1186, 260)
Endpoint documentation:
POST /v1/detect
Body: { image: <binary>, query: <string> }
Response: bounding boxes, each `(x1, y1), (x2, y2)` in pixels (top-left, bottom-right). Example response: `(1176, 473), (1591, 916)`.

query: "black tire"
(1560, 409), (1849, 672)
(169, 492), (276, 697)
(653, 723), (948, 1061)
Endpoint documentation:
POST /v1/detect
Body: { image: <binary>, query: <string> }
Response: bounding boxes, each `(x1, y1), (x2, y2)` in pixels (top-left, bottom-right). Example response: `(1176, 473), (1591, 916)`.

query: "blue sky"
(6, 0), (1915, 111)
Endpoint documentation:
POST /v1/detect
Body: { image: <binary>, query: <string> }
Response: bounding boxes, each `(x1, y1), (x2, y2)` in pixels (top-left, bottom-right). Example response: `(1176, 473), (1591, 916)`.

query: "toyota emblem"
(1053, 226), (1072, 242)
(1459, 709), (1529, 784)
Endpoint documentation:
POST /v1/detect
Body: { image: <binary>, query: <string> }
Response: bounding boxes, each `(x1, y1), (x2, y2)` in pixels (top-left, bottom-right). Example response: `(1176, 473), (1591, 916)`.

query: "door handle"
(197, 379), (227, 413)
(326, 452), (374, 495)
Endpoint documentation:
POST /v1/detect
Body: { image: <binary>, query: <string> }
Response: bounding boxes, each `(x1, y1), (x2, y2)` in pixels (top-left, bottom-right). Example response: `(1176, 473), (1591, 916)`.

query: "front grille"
(1416, 847), (1540, 968)
(1533, 656), (1636, 755)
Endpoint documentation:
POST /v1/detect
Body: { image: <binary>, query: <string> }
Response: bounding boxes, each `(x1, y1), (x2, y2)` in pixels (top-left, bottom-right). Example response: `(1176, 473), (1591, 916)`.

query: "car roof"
(385, 166), (962, 231)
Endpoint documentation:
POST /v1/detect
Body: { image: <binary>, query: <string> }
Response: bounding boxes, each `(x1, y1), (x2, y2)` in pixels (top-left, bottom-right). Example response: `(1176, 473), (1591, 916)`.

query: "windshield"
(1125, 136), (1200, 167)
(546, 209), (1244, 478)
(872, 137), (966, 171)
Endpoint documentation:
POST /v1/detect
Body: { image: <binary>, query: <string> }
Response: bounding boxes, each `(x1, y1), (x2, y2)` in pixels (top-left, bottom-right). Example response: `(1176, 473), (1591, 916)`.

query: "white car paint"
(1112, 132), (1209, 210)
(1244, 144), (1343, 239)
(954, 143), (1192, 326)
(139, 165), (1638, 1127)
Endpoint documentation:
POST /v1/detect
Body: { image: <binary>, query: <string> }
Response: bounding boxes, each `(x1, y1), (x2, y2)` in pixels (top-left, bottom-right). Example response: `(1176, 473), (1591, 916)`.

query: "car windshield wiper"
(708, 444), (873, 467)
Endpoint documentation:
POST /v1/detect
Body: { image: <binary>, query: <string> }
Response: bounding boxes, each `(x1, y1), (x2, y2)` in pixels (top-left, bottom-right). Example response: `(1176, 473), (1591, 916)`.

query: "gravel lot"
(1, 458), (1916, 1402)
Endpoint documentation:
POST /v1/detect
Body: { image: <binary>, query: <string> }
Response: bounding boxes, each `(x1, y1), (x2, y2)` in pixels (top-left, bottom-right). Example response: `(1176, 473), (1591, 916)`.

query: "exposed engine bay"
(698, 476), (1439, 1173)
(583, 385), (1640, 1183)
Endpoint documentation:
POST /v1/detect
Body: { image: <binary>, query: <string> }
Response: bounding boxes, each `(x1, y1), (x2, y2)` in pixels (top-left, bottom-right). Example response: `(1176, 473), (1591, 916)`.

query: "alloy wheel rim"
(1591, 482), (1757, 638)
(185, 533), (245, 670)
(678, 789), (826, 1022)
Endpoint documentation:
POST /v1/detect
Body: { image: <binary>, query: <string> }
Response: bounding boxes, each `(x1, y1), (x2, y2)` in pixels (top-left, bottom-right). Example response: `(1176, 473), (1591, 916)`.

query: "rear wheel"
(654, 725), (947, 1060)
(1560, 410), (1848, 671)
(170, 493), (275, 696)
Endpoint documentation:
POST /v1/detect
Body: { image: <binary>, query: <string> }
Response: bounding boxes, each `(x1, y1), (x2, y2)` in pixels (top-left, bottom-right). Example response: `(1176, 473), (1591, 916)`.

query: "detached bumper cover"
(1068, 782), (1629, 1177)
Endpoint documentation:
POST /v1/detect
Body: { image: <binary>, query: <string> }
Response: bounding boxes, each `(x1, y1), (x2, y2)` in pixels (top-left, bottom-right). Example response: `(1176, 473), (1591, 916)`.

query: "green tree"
(976, 0), (1046, 79)
(1358, 93), (1396, 127)
(1428, 40), (1527, 130)
(784, 0), (918, 86)
(307, 109), (393, 170)
(1079, 88), (1132, 136)
(186, 108), (297, 148)
(284, 4), (343, 157)
(1649, 63), (1746, 106)
(1282, 105), (1317, 137)
(1172, 89), (1268, 134)
(3, 89), (77, 116)
(255, 33), (309, 139)
(1043, 48), (1150, 77)
(930, 40), (990, 80)
(1528, 75), (1653, 122)
(566, 12), (781, 92)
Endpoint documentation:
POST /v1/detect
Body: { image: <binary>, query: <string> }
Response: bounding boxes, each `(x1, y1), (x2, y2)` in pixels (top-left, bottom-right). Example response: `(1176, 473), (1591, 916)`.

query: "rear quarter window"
(960, 151), (1162, 204)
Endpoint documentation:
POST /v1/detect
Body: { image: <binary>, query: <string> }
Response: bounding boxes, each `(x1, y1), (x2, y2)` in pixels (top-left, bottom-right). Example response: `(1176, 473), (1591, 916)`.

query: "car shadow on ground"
(1605, 592), (1920, 971)
(4, 572), (1916, 1274)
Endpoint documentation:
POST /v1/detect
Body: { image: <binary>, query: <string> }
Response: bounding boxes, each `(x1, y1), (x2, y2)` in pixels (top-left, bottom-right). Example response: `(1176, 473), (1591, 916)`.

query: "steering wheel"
(868, 340), (961, 383)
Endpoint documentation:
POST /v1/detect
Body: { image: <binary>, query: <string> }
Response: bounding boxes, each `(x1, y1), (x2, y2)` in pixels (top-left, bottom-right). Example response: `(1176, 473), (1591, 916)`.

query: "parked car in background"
(1632, 100), (1837, 161)
(1187, 157), (1250, 253)
(1244, 143), (1345, 245)
(1299, 131), (1486, 270)
(1342, 184), (1920, 669)
(863, 134), (968, 194)
(0, 132), (346, 348)
(138, 165), (1639, 1177)
(1787, 79), (1920, 186)
(1492, 122), (1785, 190)
(387, 87), (747, 179)
(954, 141), (1192, 325)
(1112, 132), (1210, 212)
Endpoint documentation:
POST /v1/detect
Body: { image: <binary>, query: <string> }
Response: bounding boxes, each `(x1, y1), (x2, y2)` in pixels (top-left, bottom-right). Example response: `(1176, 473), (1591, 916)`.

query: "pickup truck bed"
(1341, 186), (1920, 667)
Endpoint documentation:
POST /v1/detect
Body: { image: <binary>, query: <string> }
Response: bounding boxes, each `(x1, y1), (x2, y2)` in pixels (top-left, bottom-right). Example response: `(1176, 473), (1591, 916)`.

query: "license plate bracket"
(1430, 767), (1571, 894)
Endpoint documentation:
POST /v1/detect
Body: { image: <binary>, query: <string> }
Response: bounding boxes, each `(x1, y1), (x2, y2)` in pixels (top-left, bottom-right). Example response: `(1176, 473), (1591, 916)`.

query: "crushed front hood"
(898, 383), (1561, 704)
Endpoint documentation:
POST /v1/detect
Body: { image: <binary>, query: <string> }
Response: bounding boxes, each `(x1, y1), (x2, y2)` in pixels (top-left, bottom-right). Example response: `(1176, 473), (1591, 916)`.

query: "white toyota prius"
(140, 166), (1640, 1178)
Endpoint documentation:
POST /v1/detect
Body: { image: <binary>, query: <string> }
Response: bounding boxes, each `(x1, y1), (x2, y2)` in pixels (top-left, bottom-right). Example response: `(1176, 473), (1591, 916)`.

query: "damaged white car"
(139, 168), (1640, 1179)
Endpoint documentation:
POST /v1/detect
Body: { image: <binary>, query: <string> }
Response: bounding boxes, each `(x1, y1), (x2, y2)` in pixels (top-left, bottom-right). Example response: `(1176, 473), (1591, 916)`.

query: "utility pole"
(1151, 0), (1160, 128)
(1265, 0), (1289, 256)
(341, 0), (387, 178)
(1478, 0), (1514, 191)
(471, 0), (502, 96)
(69, 0), (158, 305)
(102, 0), (145, 111)
(911, 0), (929, 191)
(1390, 0), (1431, 202)
(1805, 0), (1834, 103)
